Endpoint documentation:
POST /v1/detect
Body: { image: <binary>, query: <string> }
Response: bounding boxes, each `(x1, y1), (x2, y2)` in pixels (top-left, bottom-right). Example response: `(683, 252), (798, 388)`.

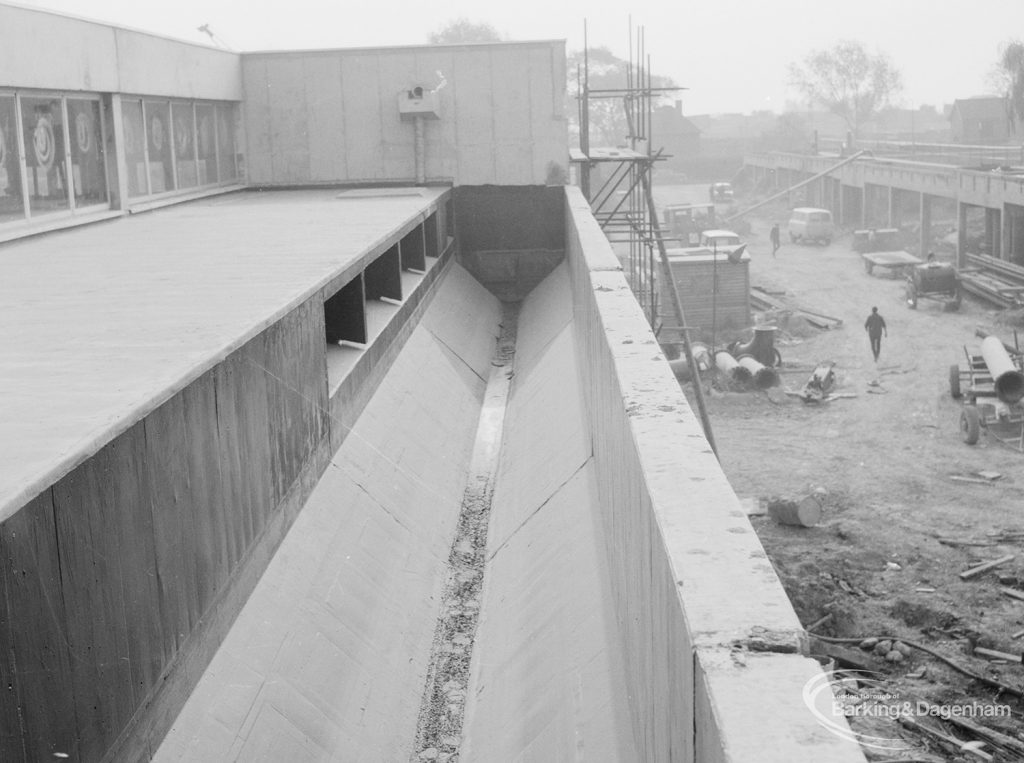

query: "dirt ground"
(655, 183), (1024, 762)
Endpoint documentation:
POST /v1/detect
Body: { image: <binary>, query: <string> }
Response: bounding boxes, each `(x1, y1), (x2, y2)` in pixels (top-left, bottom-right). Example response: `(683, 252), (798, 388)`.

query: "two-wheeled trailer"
(949, 334), (1024, 450)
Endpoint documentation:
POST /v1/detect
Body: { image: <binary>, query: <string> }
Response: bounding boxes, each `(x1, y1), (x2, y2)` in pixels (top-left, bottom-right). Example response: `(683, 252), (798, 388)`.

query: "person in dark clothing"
(769, 223), (781, 257)
(864, 306), (887, 362)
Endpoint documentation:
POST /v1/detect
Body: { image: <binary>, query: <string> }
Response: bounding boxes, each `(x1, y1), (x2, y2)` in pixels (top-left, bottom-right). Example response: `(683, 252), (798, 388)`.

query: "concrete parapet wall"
(0, 4), (241, 99)
(563, 187), (867, 761)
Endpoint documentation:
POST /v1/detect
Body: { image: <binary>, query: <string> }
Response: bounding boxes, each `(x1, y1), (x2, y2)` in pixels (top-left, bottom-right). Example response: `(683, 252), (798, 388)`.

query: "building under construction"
(0, 5), (866, 761)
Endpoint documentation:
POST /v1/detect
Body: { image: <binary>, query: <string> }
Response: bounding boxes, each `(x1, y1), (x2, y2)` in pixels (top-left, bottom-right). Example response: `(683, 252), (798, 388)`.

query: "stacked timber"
(961, 254), (1024, 308)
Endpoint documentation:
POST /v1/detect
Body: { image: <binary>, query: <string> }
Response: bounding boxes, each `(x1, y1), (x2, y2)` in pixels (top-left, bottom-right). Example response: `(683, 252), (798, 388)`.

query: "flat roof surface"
(0, 187), (445, 519)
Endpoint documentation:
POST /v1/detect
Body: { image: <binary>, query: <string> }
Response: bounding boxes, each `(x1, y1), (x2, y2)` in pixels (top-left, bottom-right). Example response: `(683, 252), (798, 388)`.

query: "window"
(171, 102), (197, 189)
(122, 99), (147, 197)
(144, 100), (174, 193)
(67, 98), (107, 207)
(196, 103), (217, 185)
(21, 96), (70, 215)
(0, 95), (25, 222)
(216, 103), (236, 182)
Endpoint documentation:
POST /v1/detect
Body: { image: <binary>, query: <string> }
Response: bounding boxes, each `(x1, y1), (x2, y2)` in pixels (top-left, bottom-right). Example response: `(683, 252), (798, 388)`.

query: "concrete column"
(986, 207), (1001, 259)
(888, 186), (897, 227)
(957, 202), (968, 267)
(860, 186), (867, 228)
(919, 192), (931, 257)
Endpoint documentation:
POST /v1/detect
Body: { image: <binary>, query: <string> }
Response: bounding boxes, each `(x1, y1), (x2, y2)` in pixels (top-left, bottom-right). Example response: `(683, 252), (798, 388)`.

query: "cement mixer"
(949, 333), (1024, 449)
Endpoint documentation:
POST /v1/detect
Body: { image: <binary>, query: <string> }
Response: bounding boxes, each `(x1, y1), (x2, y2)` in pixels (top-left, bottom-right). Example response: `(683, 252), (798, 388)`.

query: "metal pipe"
(981, 336), (1024, 404)
(737, 355), (779, 389)
(729, 326), (779, 367)
(715, 351), (753, 385)
(414, 116), (425, 184)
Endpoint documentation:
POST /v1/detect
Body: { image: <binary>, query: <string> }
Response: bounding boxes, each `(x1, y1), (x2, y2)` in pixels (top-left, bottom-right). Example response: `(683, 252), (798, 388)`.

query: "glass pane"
(196, 103), (217, 185)
(144, 100), (174, 193)
(121, 99), (147, 198)
(0, 95), (25, 222)
(171, 102), (197, 189)
(216, 103), (237, 181)
(21, 96), (69, 214)
(67, 99), (107, 207)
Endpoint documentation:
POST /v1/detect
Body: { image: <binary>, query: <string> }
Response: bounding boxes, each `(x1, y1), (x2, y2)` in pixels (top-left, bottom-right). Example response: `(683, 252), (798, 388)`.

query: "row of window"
(0, 91), (240, 227)
(121, 98), (239, 198)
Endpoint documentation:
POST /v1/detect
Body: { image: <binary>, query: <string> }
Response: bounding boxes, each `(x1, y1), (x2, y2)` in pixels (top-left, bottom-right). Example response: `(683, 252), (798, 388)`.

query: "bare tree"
(789, 41), (902, 137)
(996, 39), (1024, 127)
(567, 46), (678, 147)
(428, 18), (503, 44)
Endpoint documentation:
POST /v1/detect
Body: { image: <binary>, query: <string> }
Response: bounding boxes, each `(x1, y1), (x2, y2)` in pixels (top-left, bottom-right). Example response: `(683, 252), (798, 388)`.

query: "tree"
(995, 39), (1024, 128)
(566, 46), (678, 147)
(428, 18), (502, 45)
(789, 41), (902, 137)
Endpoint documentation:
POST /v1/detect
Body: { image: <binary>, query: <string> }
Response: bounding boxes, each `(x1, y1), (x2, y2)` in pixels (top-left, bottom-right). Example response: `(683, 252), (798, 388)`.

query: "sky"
(10, 0), (1024, 115)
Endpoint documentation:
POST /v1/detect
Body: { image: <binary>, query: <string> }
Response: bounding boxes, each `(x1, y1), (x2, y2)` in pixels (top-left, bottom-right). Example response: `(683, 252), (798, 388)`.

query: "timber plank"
(0, 489), (78, 760)
(144, 393), (198, 659)
(239, 338), (274, 540)
(182, 372), (229, 615)
(102, 425), (164, 707)
(214, 359), (248, 573)
(53, 448), (133, 760)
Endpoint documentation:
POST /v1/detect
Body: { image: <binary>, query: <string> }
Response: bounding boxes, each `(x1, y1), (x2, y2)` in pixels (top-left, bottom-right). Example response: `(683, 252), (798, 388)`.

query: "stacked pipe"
(715, 351), (753, 385)
(737, 355), (779, 389)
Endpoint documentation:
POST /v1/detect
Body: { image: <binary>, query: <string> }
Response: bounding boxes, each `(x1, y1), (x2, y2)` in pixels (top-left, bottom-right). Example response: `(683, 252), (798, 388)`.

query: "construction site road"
(655, 182), (1024, 759)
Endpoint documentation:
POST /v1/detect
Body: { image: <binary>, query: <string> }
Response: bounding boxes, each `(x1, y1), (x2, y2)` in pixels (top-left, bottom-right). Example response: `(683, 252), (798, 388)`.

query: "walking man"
(769, 223), (780, 257)
(864, 306), (887, 362)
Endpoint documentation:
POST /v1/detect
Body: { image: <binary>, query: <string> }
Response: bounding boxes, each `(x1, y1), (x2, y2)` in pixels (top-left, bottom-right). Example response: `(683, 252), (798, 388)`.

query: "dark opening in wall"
(364, 245), (402, 301)
(424, 212), (439, 258)
(400, 227), (426, 272)
(324, 275), (367, 345)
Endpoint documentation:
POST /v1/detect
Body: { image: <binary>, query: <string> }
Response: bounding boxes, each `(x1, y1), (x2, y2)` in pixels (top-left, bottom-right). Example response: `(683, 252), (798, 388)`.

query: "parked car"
(699, 229), (743, 251)
(709, 182), (734, 203)
(788, 207), (834, 245)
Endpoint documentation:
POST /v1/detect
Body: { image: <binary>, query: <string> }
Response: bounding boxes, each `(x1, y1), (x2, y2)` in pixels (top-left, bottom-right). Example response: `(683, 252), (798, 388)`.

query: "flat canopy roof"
(0, 187), (445, 519)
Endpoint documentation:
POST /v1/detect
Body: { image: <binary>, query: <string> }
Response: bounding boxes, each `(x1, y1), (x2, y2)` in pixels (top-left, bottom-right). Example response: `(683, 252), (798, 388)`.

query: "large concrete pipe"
(729, 326), (779, 367)
(737, 355), (780, 389)
(690, 342), (713, 371)
(981, 336), (1024, 404)
(668, 357), (692, 381)
(715, 350), (753, 385)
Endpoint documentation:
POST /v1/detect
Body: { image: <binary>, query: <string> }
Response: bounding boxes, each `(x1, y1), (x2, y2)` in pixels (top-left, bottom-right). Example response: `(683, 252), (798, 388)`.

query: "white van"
(788, 208), (834, 245)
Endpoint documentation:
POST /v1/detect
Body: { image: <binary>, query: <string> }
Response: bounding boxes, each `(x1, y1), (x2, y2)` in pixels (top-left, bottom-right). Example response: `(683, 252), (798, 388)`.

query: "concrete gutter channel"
(411, 303), (519, 760)
(157, 189), (869, 761)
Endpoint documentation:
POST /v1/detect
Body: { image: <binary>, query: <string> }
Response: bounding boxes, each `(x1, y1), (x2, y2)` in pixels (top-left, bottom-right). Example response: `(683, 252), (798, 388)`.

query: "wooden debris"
(999, 586), (1024, 602)
(915, 586), (936, 593)
(959, 555), (1015, 580)
(974, 646), (1022, 663)
(950, 475), (998, 485)
(977, 471), (1004, 481)
(899, 715), (994, 760)
(1012, 629), (1024, 640)
(938, 537), (996, 548)
(943, 714), (1024, 758)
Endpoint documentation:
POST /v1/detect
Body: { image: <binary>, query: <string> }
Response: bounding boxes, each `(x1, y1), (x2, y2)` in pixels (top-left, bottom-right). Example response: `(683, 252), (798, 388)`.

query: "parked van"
(788, 207), (834, 245)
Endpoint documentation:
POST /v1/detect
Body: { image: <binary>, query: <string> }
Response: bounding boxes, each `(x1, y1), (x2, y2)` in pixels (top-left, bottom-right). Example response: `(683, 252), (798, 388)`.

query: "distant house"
(950, 97), (1015, 143)
(651, 101), (701, 163)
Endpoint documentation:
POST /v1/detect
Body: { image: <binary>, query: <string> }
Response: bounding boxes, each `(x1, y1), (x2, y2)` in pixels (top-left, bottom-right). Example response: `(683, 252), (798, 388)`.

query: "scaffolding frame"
(572, 22), (679, 327)
(571, 23), (718, 456)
